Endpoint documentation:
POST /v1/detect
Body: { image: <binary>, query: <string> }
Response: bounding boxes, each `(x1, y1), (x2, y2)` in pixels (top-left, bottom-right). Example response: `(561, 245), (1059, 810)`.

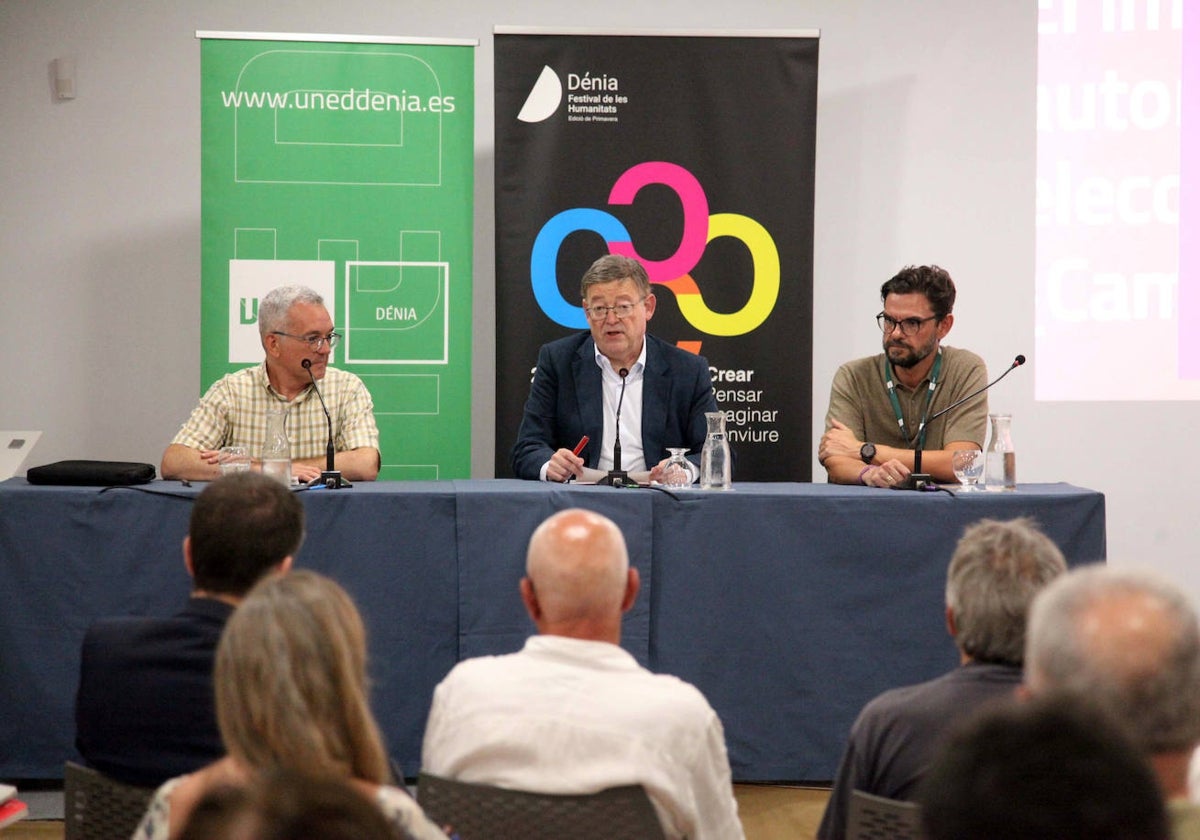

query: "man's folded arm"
(294, 446), (380, 481)
(161, 443), (219, 481)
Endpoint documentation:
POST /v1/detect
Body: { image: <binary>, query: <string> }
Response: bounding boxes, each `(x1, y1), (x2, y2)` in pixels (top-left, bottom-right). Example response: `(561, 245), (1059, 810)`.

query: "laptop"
(0, 431), (42, 480)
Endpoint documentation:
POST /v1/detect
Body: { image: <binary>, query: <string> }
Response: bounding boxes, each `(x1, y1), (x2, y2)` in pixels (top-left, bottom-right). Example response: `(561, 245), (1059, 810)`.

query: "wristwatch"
(860, 443), (876, 464)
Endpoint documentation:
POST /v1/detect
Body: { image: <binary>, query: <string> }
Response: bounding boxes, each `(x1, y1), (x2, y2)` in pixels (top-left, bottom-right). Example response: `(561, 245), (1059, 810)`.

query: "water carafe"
(984, 413), (1016, 491)
(262, 406), (292, 487)
(700, 411), (732, 491)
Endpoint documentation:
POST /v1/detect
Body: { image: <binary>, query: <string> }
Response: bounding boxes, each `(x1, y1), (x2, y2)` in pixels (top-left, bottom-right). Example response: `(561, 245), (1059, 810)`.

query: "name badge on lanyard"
(885, 348), (943, 447)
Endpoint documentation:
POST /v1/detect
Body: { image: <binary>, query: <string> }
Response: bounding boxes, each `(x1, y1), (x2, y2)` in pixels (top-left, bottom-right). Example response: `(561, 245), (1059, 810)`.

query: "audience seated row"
(79, 472), (1200, 840)
(75, 474), (744, 840)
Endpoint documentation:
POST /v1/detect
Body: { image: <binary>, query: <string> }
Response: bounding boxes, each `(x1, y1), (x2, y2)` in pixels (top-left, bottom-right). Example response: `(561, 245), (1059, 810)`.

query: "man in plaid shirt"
(161, 286), (380, 483)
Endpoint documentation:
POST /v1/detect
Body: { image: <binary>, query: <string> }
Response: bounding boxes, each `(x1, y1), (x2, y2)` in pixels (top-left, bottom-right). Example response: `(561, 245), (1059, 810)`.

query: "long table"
(0, 479), (1105, 781)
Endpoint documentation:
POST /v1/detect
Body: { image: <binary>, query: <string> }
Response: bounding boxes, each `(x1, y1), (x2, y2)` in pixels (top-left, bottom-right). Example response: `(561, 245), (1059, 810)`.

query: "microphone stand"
(899, 354), (1026, 491)
(908, 428), (935, 491)
(302, 359), (351, 489)
(597, 367), (637, 488)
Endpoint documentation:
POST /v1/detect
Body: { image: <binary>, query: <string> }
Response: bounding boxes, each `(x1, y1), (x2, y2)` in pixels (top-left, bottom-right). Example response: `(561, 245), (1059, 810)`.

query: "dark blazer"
(74, 597), (233, 787)
(510, 332), (719, 480)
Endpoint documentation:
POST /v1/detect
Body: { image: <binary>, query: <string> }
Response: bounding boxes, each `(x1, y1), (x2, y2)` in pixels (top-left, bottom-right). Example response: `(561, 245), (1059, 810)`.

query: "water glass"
(660, 448), (693, 488)
(951, 449), (984, 491)
(217, 445), (251, 475)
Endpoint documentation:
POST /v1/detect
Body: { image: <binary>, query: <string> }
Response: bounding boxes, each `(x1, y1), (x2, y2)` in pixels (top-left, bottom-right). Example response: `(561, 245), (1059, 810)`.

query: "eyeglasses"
(876, 313), (939, 337)
(272, 331), (342, 351)
(584, 300), (645, 321)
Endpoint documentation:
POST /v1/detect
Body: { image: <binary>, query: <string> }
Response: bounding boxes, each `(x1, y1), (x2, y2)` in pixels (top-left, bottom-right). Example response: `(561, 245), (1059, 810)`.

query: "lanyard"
(885, 348), (943, 446)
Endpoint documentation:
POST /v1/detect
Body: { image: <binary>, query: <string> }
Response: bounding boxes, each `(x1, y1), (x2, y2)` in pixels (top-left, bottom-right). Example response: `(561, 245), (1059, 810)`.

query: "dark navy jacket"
(75, 597), (232, 786)
(510, 332), (718, 480)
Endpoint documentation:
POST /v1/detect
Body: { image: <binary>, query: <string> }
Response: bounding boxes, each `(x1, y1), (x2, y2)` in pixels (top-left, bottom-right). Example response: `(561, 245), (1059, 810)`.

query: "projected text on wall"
(1036, 0), (1190, 400)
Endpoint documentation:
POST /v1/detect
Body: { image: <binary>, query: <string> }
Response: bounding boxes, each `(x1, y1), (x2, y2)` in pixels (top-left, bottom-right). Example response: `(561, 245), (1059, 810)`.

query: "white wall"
(2, 3), (1189, 594)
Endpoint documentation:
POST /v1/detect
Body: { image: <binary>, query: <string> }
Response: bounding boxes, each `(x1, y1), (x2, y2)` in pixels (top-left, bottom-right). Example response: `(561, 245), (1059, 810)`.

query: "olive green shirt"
(824, 345), (988, 451)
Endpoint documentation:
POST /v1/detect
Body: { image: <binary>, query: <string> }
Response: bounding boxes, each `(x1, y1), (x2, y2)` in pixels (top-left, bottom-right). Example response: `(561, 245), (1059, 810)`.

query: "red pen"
(563, 436), (590, 484)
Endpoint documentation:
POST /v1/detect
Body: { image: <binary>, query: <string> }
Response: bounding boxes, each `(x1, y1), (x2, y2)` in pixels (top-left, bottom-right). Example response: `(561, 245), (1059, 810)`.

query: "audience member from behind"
(918, 695), (1170, 840)
(1025, 565), (1200, 838)
(422, 508), (744, 840)
(75, 472), (302, 786)
(177, 769), (397, 840)
(133, 570), (447, 840)
(817, 517), (1066, 840)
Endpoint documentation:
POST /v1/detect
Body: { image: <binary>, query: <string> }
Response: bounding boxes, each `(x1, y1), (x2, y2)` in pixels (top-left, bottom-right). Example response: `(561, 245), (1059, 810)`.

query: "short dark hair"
(189, 473), (304, 596)
(880, 265), (956, 320)
(919, 695), (1169, 840)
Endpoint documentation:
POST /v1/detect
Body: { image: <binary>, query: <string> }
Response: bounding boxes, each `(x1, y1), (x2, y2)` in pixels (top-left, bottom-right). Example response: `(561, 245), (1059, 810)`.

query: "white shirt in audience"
(421, 634), (745, 840)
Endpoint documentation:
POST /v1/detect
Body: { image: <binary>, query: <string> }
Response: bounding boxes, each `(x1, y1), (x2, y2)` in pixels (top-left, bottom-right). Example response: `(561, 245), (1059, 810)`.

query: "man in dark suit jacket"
(74, 472), (303, 786)
(511, 254), (719, 483)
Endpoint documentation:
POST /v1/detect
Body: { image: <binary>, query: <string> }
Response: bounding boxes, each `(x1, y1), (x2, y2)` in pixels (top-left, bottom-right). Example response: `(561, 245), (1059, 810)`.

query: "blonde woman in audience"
(133, 570), (446, 840)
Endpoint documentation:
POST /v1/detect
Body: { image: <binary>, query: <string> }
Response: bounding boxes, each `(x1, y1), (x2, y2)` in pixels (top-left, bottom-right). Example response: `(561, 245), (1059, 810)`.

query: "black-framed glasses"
(876, 312), (939, 337)
(584, 299), (645, 321)
(272, 331), (342, 351)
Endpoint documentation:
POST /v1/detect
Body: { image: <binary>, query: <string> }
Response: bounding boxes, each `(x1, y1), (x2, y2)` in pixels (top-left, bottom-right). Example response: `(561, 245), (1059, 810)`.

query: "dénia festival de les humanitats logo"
(517, 66), (562, 122)
(517, 65), (625, 124)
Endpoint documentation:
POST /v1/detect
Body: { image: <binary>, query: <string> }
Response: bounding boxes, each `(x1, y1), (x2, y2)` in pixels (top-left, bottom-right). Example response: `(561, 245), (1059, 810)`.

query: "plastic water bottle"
(262, 406), (292, 487)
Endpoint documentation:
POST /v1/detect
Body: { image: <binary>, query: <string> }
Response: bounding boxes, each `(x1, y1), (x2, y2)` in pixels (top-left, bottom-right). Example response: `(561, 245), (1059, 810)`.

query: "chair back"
(847, 788), (924, 840)
(417, 772), (667, 840)
(64, 761), (156, 840)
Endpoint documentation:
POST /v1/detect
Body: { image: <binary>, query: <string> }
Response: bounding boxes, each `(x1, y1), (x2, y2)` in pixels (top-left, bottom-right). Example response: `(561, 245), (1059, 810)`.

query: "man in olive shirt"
(818, 265), (987, 487)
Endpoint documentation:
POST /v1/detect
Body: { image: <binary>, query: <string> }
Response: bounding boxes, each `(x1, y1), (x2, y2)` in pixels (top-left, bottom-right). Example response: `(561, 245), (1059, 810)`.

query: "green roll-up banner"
(198, 32), (475, 479)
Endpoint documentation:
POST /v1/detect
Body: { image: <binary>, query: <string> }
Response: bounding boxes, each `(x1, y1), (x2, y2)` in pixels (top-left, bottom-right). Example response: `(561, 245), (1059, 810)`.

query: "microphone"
(597, 367), (636, 488)
(904, 354), (1026, 491)
(302, 359), (351, 490)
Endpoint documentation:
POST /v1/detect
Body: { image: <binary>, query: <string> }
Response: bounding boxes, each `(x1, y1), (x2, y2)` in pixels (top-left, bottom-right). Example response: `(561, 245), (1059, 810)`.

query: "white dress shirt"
(595, 341), (648, 473)
(421, 635), (745, 840)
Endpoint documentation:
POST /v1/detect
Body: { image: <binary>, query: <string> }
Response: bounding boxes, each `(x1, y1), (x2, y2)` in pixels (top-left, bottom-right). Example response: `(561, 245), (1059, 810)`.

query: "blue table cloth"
(0, 479), (1104, 781)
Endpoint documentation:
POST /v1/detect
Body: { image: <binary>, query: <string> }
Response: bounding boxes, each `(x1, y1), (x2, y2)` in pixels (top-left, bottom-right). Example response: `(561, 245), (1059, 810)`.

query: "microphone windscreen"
(619, 368), (629, 378)
(302, 358), (312, 369)
(1014, 354), (1026, 366)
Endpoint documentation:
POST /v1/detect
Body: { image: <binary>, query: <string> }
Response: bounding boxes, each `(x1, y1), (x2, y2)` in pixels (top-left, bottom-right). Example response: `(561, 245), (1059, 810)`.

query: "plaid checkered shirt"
(171, 363), (380, 460)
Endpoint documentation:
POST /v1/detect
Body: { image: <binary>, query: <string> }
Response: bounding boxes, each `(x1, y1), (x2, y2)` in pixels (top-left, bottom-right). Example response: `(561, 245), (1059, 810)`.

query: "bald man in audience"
(421, 508), (744, 840)
(1025, 566), (1200, 838)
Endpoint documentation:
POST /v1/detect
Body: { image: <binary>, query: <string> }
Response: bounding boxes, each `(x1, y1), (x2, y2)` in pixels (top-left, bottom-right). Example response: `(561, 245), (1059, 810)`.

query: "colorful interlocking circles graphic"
(530, 161), (780, 337)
